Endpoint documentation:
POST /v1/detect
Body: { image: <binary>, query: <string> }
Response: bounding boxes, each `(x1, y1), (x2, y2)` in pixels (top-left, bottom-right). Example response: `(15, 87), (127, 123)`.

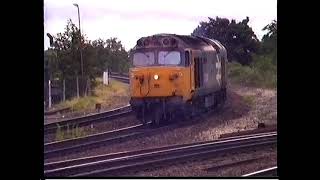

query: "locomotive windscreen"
(132, 51), (182, 67)
(133, 52), (155, 66)
(158, 51), (181, 65)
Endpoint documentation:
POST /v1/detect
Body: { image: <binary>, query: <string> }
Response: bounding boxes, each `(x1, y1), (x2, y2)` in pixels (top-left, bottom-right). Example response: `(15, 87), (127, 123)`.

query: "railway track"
(205, 156), (267, 172)
(44, 73), (130, 135)
(44, 118), (200, 160)
(242, 166), (277, 177)
(44, 110), (247, 160)
(44, 105), (132, 134)
(44, 131), (277, 177)
(109, 74), (129, 83)
(44, 123), (149, 159)
(45, 107), (71, 116)
(44, 105), (221, 157)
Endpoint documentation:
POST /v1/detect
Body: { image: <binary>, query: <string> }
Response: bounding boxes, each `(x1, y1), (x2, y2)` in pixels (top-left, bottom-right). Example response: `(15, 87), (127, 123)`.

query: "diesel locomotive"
(129, 34), (228, 125)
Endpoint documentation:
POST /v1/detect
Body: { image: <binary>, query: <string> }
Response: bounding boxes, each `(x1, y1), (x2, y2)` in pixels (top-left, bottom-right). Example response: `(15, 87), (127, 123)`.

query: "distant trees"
(44, 19), (129, 100)
(261, 20), (277, 65)
(193, 17), (277, 88)
(192, 16), (260, 65)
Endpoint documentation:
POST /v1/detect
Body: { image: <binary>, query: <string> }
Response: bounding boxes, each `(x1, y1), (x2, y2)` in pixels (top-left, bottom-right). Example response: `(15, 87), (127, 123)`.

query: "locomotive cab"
(130, 48), (192, 98)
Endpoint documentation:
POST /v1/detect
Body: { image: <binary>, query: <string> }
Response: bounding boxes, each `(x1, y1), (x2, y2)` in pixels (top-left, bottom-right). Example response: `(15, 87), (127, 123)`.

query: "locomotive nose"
(130, 68), (183, 97)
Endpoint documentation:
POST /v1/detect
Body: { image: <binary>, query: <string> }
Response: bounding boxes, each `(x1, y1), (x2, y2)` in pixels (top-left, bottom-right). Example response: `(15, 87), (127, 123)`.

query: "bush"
(228, 55), (277, 89)
(243, 95), (255, 107)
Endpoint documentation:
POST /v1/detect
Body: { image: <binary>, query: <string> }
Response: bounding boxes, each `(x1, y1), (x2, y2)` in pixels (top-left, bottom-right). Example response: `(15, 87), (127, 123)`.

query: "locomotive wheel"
(136, 107), (148, 125)
(184, 111), (192, 121)
(135, 107), (142, 119)
(214, 89), (226, 112)
(136, 107), (144, 119)
(141, 107), (148, 125)
(151, 107), (161, 126)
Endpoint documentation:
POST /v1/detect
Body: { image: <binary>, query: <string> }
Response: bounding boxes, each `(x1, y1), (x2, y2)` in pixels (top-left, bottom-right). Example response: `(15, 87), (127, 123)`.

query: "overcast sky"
(44, 0), (277, 51)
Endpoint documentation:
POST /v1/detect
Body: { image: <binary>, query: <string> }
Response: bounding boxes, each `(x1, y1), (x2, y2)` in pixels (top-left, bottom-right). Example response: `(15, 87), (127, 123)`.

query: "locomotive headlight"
(154, 74), (159, 80)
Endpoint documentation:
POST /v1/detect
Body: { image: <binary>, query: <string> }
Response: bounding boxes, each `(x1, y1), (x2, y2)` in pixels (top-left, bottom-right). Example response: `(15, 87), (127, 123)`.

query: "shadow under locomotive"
(135, 88), (251, 129)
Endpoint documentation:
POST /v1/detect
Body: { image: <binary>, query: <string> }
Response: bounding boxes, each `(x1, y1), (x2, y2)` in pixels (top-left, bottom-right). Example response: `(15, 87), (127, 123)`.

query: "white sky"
(44, 0), (277, 51)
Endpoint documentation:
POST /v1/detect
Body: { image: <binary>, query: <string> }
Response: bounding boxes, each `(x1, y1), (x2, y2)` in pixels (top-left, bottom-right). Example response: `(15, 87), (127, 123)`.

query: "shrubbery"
(228, 54), (277, 89)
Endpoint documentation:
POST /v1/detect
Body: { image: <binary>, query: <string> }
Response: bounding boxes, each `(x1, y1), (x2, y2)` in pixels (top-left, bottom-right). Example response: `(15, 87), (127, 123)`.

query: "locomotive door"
(192, 51), (202, 89)
(194, 57), (201, 88)
(185, 50), (193, 92)
(221, 57), (226, 88)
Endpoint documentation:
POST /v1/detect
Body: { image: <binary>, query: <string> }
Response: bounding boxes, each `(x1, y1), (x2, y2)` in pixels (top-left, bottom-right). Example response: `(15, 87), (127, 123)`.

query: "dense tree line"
(192, 17), (277, 66)
(192, 17), (277, 88)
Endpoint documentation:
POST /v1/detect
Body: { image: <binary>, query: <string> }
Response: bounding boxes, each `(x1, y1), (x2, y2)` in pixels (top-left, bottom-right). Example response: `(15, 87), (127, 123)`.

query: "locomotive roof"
(149, 34), (209, 47)
(134, 33), (226, 53)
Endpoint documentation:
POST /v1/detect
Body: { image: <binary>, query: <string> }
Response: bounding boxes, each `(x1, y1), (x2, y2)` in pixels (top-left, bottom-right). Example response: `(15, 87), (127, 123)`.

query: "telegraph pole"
(73, 3), (84, 77)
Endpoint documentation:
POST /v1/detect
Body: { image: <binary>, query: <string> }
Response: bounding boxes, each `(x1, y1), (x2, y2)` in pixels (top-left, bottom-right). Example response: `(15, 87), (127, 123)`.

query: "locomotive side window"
(133, 52), (155, 66)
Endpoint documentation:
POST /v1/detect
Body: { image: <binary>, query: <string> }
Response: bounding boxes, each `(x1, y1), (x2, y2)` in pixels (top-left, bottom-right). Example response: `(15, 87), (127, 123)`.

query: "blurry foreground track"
(44, 130), (276, 177)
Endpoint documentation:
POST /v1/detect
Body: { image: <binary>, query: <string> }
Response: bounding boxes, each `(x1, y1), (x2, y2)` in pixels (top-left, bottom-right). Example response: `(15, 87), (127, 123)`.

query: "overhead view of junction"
(43, 0), (277, 178)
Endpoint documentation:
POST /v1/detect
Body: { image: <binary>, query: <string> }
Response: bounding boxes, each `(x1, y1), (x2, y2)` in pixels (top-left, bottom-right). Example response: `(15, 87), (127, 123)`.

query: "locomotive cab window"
(158, 51), (181, 65)
(133, 52), (155, 67)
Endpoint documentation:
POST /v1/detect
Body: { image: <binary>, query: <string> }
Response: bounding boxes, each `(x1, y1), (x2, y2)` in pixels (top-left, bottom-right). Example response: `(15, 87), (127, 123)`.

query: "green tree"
(192, 16), (260, 65)
(44, 19), (130, 102)
(104, 37), (129, 73)
(47, 19), (91, 97)
(261, 20), (277, 65)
